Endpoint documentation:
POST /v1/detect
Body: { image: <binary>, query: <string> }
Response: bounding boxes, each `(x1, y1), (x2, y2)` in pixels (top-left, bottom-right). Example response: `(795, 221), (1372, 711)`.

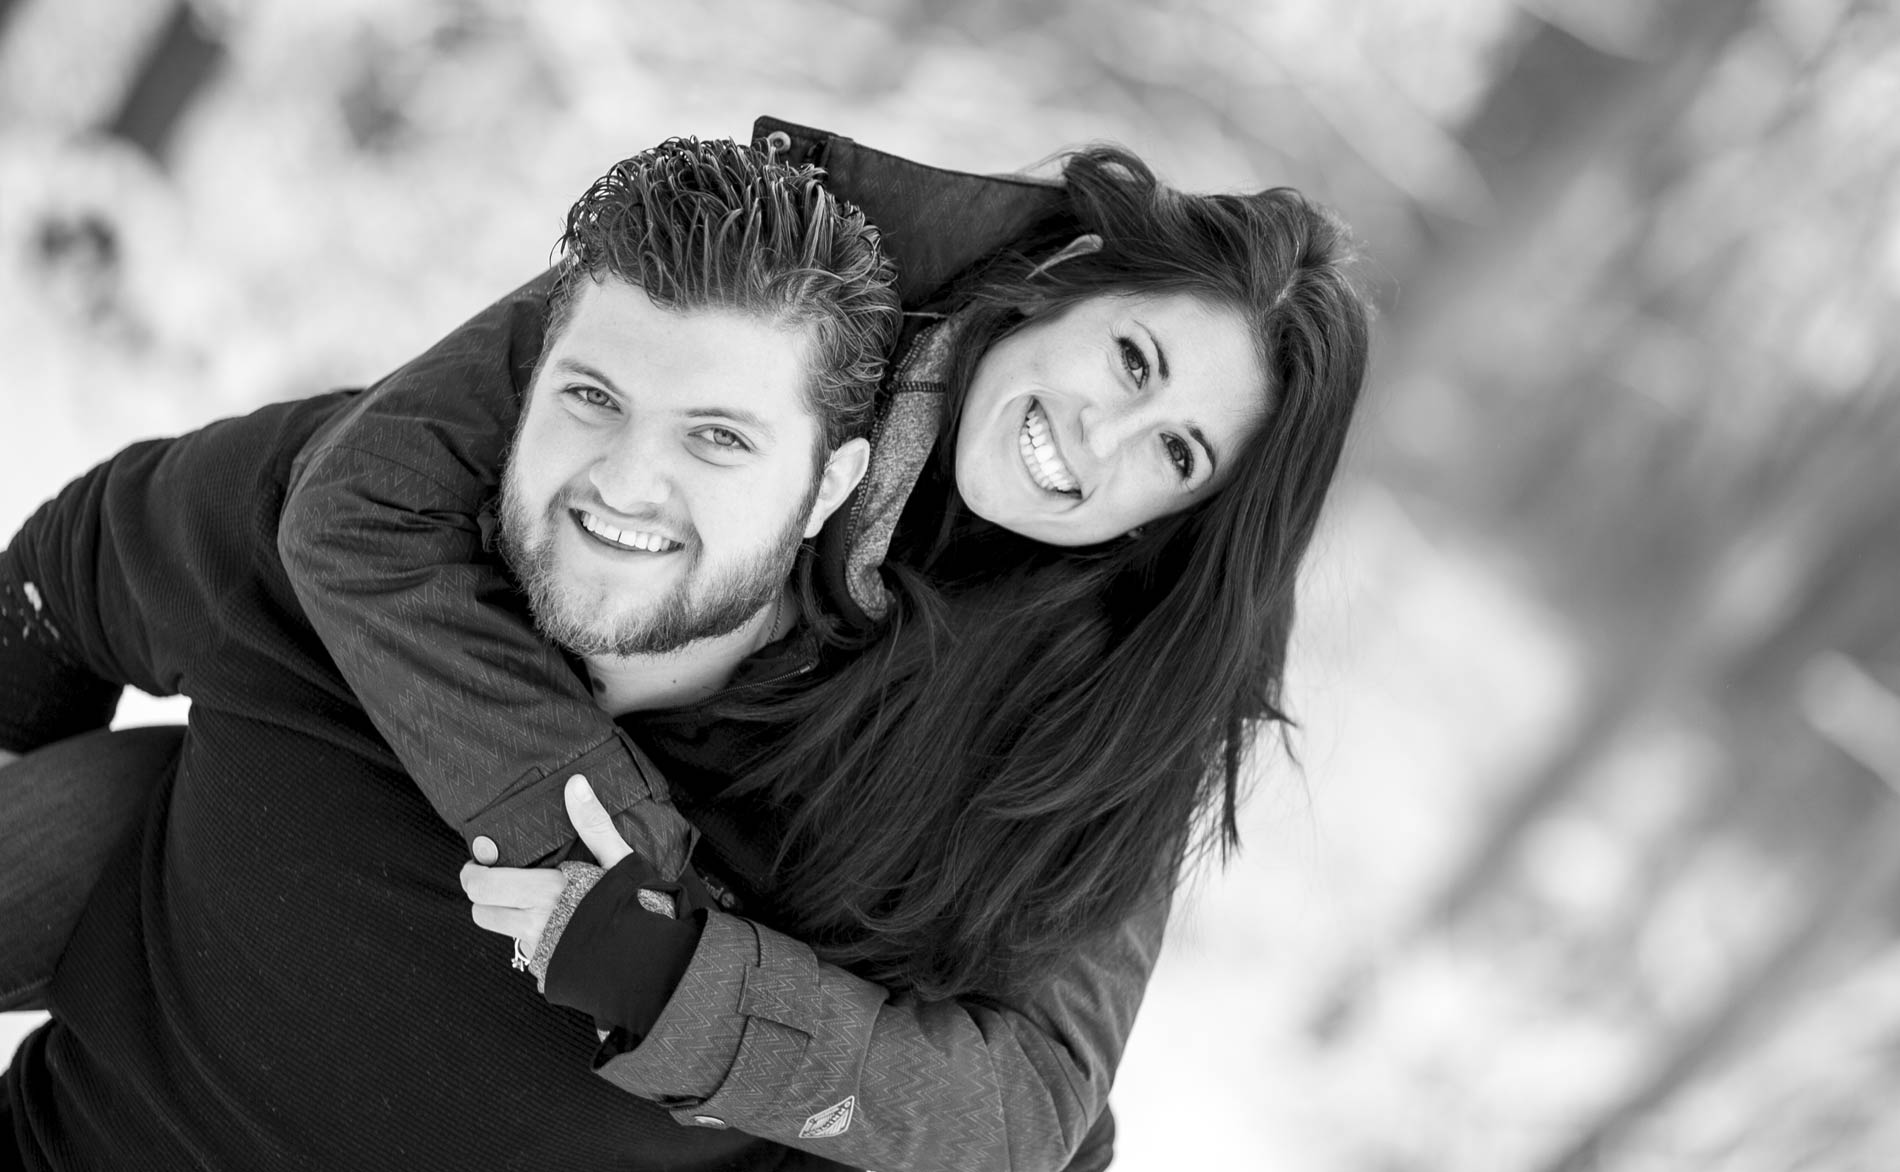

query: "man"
(0, 137), (894, 1171)
(1, 134), (1137, 1172)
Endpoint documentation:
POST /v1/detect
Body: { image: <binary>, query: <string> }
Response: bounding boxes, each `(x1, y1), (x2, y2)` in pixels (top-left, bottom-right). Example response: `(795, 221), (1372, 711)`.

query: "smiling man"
(500, 269), (867, 710)
(504, 283), (828, 661)
(0, 139), (902, 1171)
(497, 147), (879, 715)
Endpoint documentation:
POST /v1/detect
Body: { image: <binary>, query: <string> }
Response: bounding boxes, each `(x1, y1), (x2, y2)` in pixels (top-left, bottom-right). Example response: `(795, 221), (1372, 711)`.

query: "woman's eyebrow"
(1138, 322), (1172, 383)
(1189, 425), (1217, 479)
(1137, 319), (1215, 474)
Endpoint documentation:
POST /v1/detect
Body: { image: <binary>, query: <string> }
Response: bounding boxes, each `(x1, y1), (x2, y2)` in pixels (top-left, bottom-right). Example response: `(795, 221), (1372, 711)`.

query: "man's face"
(500, 277), (847, 658)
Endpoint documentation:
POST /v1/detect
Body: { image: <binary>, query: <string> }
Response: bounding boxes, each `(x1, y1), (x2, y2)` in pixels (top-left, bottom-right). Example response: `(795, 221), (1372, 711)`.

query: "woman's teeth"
(1018, 401), (1080, 495)
(578, 511), (681, 552)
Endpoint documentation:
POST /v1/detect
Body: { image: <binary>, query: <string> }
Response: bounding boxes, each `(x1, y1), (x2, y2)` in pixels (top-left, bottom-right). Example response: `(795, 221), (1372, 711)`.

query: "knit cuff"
(531, 860), (603, 992)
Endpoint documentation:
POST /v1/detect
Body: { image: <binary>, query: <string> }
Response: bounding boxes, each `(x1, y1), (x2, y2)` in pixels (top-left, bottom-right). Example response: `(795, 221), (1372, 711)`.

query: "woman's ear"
(803, 436), (872, 538)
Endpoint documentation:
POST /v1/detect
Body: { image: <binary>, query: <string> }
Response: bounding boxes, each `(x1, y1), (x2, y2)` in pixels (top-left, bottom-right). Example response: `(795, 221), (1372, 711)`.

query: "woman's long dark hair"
(723, 147), (1370, 1000)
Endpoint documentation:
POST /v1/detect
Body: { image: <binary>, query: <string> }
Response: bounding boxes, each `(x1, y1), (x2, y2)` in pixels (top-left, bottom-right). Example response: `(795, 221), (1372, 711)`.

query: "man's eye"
(566, 386), (614, 410)
(1163, 434), (1195, 480)
(1117, 337), (1150, 388)
(701, 427), (750, 451)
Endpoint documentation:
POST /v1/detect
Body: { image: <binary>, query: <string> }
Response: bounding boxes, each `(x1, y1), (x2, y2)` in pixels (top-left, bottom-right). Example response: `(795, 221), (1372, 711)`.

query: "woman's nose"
(1078, 399), (1148, 461)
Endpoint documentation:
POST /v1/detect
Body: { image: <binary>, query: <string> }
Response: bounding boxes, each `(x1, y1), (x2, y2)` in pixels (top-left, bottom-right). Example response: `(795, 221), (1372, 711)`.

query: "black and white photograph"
(1, 1), (1894, 1169)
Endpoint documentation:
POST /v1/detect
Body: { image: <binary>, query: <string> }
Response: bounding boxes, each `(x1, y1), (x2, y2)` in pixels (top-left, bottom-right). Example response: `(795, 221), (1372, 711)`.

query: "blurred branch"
(1530, 654), (1900, 1171)
(1234, 27), (1493, 220)
(1799, 653), (1900, 795)
(105, 0), (227, 164)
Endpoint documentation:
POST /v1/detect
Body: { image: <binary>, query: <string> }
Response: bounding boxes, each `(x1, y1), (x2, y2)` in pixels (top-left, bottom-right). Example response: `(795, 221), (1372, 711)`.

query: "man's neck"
(581, 589), (790, 716)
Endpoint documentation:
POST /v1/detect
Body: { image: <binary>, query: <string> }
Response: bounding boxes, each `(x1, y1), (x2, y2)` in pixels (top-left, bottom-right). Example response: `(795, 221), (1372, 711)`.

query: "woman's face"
(953, 291), (1266, 546)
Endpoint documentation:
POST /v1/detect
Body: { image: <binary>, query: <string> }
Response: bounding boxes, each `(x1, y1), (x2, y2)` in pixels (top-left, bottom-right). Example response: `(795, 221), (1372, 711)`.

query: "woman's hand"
(459, 775), (633, 959)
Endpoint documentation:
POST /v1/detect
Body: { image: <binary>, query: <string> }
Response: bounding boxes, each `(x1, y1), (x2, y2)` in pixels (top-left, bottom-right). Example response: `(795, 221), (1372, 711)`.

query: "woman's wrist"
(528, 860), (604, 991)
(540, 854), (708, 1040)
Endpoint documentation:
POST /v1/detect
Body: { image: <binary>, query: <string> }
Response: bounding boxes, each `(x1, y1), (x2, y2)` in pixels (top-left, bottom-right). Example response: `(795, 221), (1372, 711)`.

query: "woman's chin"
(991, 501), (1100, 548)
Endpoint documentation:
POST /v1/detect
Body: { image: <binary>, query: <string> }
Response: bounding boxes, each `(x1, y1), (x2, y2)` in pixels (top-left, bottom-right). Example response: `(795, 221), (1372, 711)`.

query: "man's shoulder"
(135, 388), (363, 501)
(87, 390), (361, 633)
(34, 387), (360, 557)
(204, 387), (365, 453)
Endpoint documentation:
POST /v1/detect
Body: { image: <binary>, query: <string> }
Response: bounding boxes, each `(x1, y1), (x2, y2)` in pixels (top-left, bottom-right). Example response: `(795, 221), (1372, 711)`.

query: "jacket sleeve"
(3, 394), (401, 755)
(569, 883), (1168, 1172)
(0, 442), (193, 754)
(277, 272), (694, 872)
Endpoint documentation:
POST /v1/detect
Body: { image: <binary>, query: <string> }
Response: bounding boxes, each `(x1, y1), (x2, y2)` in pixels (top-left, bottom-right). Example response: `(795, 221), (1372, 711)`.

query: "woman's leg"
(0, 725), (183, 1011)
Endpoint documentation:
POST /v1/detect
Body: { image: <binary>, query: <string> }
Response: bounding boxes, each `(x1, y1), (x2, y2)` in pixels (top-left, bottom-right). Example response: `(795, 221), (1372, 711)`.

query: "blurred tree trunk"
(1533, 657), (1900, 1172)
(1427, 395), (1900, 918)
(1396, 0), (1760, 313)
(105, 0), (226, 163)
(1423, 391), (1894, 934)
(1305, 0), (1893, 1049)
(1538, 809), (1900, 1172)
(1371, 0), (1760, 500)
(1589, 754), (1760, 1003)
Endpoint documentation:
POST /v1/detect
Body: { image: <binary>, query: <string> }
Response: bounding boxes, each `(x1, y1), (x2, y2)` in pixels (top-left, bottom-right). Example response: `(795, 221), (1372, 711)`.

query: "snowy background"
(5, 1), (1900, 1169)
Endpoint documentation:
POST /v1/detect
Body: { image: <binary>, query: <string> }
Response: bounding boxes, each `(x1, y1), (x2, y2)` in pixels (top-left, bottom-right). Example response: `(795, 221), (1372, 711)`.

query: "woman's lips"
(1017, 400), (1080, 495)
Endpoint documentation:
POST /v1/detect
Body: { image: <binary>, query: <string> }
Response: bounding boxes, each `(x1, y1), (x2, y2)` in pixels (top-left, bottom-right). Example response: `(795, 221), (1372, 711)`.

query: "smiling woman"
(953, 289), (1266, 546)
(747, 147), (1369, 1009)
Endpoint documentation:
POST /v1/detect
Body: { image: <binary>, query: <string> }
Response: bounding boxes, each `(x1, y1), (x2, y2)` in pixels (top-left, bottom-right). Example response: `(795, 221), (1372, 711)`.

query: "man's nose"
(588, 431), (673, 510)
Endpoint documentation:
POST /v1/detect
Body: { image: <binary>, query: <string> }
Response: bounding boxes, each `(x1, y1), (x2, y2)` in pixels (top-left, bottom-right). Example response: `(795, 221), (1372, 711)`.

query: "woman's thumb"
(565, 775), (633, 869)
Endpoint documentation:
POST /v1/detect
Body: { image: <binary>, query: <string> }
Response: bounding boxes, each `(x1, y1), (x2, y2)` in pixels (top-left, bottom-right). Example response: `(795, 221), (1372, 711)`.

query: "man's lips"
(571, 508), (684, 553)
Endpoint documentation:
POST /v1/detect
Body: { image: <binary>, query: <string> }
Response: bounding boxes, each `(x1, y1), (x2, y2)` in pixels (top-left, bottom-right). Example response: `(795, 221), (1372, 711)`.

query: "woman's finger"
(460, 862), (566, 909)
(469, 902), (548, 944)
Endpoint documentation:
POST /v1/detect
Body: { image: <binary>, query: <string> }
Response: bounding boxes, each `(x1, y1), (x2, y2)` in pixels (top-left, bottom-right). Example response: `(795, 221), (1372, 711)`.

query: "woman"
(3, 131), (1367, 1171)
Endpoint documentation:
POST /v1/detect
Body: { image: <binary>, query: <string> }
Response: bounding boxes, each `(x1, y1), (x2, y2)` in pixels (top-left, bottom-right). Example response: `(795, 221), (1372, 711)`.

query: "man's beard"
(498, 475), (815, 659)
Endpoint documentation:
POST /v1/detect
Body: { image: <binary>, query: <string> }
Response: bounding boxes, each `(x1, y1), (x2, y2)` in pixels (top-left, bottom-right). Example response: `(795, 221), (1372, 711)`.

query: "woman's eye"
(702, 427), (749, 451)
(1163, 434), (1195, 480)
(1117, 337), (1150, 388)
(566, 386), (614, 410)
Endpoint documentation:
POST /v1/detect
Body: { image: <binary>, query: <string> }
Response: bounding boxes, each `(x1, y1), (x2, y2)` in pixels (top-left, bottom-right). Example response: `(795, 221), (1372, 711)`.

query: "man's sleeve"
(0, 441), (191, 754)
(3, 395), (383, 757)
(278, 272), (693, 872)
(573, 891), (1168, 1172)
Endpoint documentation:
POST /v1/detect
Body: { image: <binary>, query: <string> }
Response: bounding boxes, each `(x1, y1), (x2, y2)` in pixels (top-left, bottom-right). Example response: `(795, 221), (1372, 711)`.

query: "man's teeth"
(1018, 402), (1080, 495)
(578, 511), (680, 552)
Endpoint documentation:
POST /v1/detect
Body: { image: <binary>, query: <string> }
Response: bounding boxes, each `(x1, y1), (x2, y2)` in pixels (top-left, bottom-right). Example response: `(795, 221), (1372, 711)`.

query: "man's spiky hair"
(548, 137), (899, 450)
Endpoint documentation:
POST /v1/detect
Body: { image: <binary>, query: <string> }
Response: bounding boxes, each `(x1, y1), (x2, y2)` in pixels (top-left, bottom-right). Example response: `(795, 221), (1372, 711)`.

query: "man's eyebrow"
(552, 360), (779, 441)
(685, 405), (777, 440)
(552, 358), (621, 393)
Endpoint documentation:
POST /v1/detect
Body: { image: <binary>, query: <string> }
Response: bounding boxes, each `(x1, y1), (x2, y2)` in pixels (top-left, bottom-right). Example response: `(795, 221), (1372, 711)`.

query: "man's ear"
(803, 436), (871, 538)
